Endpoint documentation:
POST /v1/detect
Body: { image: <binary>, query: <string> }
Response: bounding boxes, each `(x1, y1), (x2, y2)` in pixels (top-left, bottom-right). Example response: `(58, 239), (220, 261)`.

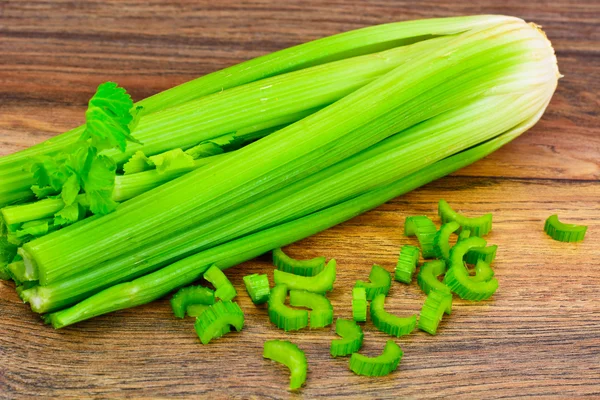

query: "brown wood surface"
(0, 1), (599, 398)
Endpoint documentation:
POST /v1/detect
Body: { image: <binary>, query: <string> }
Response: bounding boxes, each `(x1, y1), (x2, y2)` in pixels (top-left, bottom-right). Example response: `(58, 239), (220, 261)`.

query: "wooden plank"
(0, 0), (599, 397)
(1, 177), (599, 398)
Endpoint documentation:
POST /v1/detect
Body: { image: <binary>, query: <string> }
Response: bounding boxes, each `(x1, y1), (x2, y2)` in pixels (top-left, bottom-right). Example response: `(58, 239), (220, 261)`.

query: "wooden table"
(1, 1), (599, 398)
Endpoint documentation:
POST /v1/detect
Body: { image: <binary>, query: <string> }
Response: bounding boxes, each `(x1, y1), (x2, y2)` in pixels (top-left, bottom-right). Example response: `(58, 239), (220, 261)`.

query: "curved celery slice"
(352, 287), (367, 322)
(272, 248), (325, 277)
(370, 294), (416, 337)
(243, 273), (270, 305)
(203, 265), (237, 301)
(444, 237), (498, 300)
(404, 216), (438, 258)
(193, 300), (244, 345)
(273, 259), (336, 293)
(438, 199), (492, 236)
(264, 340), (307, 390)
(433, 221), (461, 261)
(186, 304), (210, 317)
(355, 265), (391, 300)
(289, 290), (333, 328)
(418, 290), (452, 335)
(330, 318), (364, 357)
(394, 245), (420, 283)
(417, 260), (450, 295)
(170, 285), (215, 318)
(465, 244), (497, 265)
(472, 259), (495, 283)
(349, 340), (403, 377)
(458, 229), (471, 242)
(187, 304), (231, 336)
(544, 215), (587, 242)
(268, 285), (308, 331)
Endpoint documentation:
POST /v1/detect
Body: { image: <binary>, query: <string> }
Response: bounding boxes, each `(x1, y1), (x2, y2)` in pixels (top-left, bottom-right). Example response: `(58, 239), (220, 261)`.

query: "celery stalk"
(22, 72), (553, 313)
(25, 18), (558, 286)
(1, 108), (318, 228)
(0, 15), (499, 207)
(31, 95), (549, 314)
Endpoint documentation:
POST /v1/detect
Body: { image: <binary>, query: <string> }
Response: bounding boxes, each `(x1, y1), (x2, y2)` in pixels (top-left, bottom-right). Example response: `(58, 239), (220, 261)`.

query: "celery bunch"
(0, 15), (559, 328)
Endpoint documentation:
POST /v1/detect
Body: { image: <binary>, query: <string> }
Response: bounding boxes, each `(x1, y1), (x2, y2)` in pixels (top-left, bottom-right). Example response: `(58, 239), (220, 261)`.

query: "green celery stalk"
(1, 108), (318, 228)
(0, 15), (499, 207)
(22, 31), (558, 312)
(44, 116), (544, 328)
(24, 18), (557, 285)
(2, 35), (445, 220)
(21, 72), (554, 313)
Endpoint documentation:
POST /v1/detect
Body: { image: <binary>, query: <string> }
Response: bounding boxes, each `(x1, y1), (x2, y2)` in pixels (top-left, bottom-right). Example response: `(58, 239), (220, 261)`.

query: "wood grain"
(0, 1), (599, 398)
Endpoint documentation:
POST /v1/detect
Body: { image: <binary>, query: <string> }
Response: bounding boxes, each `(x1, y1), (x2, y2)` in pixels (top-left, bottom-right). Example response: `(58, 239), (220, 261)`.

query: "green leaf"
(185, 133), (244, 159)
(148, 148), (195, 174)
(83, 155), (118, 215)
(128, 105), (144, 132)
(61, 174), (80, 206)
(123, 151), (152, 175)
(29, 155), (70, 194)
(54, 203), (82, 227)
(81, 82), (142, 152)
(16, 219), (50, 239)
(31, 185), (58, 199)
(87, 190), (118, 215)
(83, 155), (116, 192)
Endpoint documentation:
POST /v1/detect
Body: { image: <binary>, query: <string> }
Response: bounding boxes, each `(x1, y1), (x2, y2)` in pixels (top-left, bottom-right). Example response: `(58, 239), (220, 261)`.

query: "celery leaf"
(81, 82), (143, 152)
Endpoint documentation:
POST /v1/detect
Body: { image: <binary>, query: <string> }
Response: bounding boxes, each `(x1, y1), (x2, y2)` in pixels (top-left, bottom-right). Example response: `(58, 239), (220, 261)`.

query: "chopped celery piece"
(272, 247), (325, 277)
(544, 215), (587, 242)
(438, 200), (492, 236)
(352, 287), (367, 322)
(433, 221), (461, 262)
(273, 259), (336, 293)
(331, 318), (364, 357)
(371, 294), (417, 337)
(443, 237), (498, 300)
(465, 244), (498, 265)
(170, 285), (215, 318)
(458, 229), (471, 242)
(289, 290), (333, 328)
(264, 340), (307, 391)
(187, 304), (231, 336)
(418, 290), (453, 335)
(203, 265), (237, 301)
(355, 265), (391, 301)
(186, 304), (210, 318)
(472, 259), (495, 283)
(349, 340), (403, 376)
(243, 273), (270, 305)
(394, 245), (420, 283)
(267, 285), (308, 331)
(193, 300), (244, 345)
(417, 260), (450, 295)
(404, 216), (438, 258)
